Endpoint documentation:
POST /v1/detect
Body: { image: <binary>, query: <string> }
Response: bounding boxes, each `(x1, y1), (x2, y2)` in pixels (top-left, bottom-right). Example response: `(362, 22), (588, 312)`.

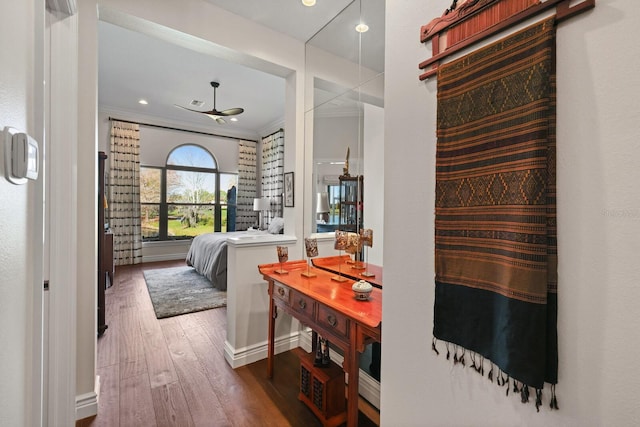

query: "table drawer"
(316, 303), (349, 339)
(290, 289), (315, 319)
(273, 282), (290, 305)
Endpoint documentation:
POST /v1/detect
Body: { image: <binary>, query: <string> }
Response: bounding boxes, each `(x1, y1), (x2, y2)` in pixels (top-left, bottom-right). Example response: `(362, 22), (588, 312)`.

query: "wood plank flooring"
(77, 260), (379, 427)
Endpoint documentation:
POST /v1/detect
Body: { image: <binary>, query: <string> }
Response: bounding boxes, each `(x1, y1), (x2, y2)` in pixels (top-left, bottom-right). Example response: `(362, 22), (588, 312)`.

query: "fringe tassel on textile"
(550, 384), (559, 410)
(521, 384), (530, 403)
(432, 337), (440, 355)
(535, 388), (543, 412)
(432, 339), (558, 411)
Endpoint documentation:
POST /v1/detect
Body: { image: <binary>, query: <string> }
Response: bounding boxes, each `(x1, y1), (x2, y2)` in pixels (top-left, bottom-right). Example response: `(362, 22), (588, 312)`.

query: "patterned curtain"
(261, 129), (284, 225)
(236, 140), (258, 230)
(108, 121), (142, 265)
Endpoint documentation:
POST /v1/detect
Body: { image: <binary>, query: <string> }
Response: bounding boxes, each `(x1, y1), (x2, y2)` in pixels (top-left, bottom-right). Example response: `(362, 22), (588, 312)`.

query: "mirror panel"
(304, 0), (384, 266)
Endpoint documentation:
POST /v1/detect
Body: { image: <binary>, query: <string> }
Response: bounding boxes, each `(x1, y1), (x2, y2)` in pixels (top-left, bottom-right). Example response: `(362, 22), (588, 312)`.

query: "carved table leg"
(267, 282), (276, 379)
(346, 322), (361, 427)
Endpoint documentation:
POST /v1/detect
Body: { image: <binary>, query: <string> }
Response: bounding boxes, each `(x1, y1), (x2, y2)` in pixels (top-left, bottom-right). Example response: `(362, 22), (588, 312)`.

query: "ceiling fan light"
(302, 0), (316, 6)
(230, 117), (238, 122)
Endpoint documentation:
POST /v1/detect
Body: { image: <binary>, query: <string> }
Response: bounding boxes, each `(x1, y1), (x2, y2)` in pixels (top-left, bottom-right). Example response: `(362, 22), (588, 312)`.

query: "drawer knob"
(299, 299), (307, 309)
(277, 287), (285, 296)
(327, 314), (337, 327)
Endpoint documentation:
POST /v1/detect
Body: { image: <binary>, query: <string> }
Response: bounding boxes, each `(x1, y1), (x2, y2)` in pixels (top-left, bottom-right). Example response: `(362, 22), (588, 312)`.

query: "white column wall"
(0, 1), (44, 425)
(225, 236), (300, 368)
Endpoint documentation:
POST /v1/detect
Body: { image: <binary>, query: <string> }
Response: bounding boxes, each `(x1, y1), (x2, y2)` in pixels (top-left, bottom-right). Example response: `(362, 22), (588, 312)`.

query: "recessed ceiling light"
(302, 0), (316, 6)
(138, 99), (148, 105)
(230, 117), (238, 122)
(355, 23), (369, 33)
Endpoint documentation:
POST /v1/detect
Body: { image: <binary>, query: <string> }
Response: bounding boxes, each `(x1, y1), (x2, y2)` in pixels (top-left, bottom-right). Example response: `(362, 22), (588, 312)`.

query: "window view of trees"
(140, 144), (237, 240)
(140, 167), (161, 239)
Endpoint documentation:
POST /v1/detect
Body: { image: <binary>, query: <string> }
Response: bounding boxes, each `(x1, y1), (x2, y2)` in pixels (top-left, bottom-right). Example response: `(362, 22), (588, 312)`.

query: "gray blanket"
(185, 232), (240, 291)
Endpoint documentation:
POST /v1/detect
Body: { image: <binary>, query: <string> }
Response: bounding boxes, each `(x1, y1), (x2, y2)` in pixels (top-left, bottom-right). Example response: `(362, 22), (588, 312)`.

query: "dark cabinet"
(337, 175), (363, 233)
(298, 351), (346, 427)
(97, 151), (110, 336)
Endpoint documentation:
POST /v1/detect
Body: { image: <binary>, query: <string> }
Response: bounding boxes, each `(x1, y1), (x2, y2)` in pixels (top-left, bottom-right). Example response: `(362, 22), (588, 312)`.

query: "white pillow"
(268, 217), (284, 234)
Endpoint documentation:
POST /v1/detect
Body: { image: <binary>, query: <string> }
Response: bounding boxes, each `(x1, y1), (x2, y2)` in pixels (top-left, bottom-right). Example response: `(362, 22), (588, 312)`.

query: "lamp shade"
(316, 192), (330, 213)
(253, 197), (270, 211)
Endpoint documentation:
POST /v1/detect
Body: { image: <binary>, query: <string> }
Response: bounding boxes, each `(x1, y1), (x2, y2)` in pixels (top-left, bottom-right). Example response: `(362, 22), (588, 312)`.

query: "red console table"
(259, 260), (382, 427)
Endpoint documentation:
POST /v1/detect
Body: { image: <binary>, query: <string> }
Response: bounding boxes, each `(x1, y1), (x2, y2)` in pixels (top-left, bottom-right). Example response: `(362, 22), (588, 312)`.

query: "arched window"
(140, 144), (237, 240)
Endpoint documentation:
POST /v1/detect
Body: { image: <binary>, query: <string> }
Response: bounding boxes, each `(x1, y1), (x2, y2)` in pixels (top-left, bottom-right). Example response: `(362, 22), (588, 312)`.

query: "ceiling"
(98, 21), (286, 139)
(98, 0), (383, 139)
(202, 0), (354, 42)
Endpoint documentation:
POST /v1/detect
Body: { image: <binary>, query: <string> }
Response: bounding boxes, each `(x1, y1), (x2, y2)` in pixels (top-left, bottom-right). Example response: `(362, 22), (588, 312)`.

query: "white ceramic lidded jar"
(352, 280), (373, 300)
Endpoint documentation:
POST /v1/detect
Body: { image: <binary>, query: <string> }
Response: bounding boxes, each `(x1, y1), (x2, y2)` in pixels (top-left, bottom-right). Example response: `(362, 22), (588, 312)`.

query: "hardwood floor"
(78, 260), (379, 427)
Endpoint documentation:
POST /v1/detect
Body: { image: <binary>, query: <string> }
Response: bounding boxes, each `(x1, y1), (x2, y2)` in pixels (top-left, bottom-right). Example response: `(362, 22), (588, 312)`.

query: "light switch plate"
(3, 126), (38, 185)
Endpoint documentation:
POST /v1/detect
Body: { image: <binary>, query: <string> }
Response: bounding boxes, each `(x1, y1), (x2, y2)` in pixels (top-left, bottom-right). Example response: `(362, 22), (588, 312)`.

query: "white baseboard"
(75, 375), (99, 421)
(142, 253), (187, 263)
(299, 329), (380, 409)
(224, 332), (301, 369)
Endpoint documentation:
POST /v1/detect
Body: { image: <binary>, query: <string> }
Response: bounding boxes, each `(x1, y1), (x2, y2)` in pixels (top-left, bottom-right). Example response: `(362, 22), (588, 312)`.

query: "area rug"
(143, 266), (226, 319)
(434, 17), (558, 409)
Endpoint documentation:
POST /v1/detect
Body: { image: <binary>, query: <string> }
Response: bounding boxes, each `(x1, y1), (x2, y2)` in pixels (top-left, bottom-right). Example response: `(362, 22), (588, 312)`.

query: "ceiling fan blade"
(174, 104), (207, 114)
(176, 82), (242, 124)
(218, 107), (244, 116)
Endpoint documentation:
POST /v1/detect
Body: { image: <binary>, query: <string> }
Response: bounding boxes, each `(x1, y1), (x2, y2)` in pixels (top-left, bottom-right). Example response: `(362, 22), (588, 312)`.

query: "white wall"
(76, 1), (98, 419)
(0, 2), (33, 423)
(363, 103), (384, 265)
(313, 114), (361, 228)
(314, 115), (361, 161)
(0, 1), (44, 426)
(382, 1), (640, 426)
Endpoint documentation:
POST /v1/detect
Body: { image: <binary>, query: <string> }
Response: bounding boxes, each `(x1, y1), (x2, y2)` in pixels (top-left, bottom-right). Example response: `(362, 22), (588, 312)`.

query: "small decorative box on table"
(298, 350), (346, 427)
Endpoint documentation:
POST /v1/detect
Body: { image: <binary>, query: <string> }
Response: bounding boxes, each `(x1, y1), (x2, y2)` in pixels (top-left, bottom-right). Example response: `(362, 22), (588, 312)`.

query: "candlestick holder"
(331, 231), (348, 282)
(359, 229), (376, 277)
(301, 237), (317, 278)
(275, 246), (288, 274)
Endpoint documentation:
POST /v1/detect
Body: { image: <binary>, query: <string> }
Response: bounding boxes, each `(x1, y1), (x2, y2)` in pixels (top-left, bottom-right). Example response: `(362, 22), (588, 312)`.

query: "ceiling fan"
(175, 81), (244, 124)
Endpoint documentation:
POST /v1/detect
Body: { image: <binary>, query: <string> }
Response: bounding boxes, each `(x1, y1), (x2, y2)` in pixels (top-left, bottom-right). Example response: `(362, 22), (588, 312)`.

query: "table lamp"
(253, 197), (270, 230)
(316, 192), (330, 223)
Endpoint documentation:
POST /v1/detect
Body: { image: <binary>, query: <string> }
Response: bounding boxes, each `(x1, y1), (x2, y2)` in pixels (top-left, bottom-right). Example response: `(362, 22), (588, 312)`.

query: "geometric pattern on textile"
(434, 17), (558, 394)
(261, 129), (285, 225)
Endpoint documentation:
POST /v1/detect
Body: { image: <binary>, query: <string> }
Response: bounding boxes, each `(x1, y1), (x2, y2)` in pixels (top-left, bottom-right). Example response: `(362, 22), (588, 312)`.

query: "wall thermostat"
(4, 126), (39, 185)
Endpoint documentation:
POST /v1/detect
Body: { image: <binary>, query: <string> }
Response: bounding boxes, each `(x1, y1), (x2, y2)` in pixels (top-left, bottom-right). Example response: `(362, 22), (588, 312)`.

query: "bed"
(186, 218), (284, 290)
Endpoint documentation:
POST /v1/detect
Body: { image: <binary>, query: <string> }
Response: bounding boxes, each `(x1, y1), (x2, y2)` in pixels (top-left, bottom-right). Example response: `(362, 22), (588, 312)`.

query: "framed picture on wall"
(284, 172), (294, 207)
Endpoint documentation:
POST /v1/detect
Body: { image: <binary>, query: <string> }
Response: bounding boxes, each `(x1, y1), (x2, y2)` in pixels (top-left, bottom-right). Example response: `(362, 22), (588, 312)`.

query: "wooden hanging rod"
(261, 128), (284, 140)
(418, 0), (595, 81)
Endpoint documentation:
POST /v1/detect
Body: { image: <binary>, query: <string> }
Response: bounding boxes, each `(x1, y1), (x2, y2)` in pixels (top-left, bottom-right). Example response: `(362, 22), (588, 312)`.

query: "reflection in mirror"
(304, 0), (384, 266)
(303, 1), (385, 401)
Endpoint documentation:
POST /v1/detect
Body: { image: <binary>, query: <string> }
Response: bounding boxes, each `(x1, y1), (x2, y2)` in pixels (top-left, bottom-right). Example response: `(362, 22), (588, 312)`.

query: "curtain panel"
(108, 121), (143, 266)
(237, 140), (258, 230)
(261, 129), (285, 224)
